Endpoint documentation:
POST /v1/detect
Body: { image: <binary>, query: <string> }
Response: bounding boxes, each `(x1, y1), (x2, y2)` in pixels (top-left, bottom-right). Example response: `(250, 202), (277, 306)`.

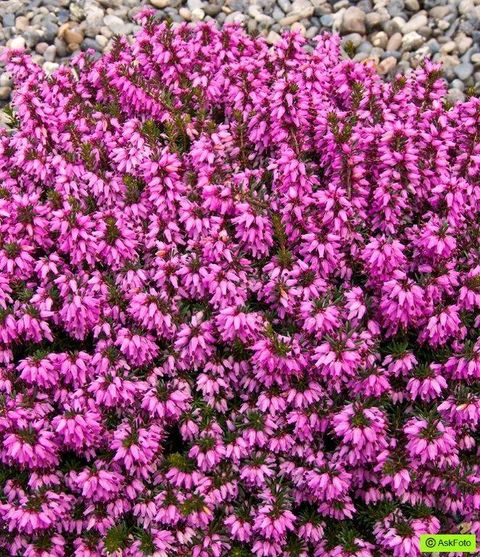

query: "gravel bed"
(0, 0), (479, 104)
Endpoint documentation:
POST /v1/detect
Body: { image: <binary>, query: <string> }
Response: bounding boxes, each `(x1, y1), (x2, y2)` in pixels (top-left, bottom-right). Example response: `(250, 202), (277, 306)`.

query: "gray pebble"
(342, 32), (363, 47)
(3, 14), (15, 27)
(82, 38), (102, 52)
(277, 0), (291, 13)
(356, 41), (372, 54)
(272, 6), (284, 20)
(454, 62), (474, 80)
(405, 0), (420, 10)
(44, 44), (57, 62)
(402, 31), (425, 50)
(103, 14), (133, 35)
(387, 0), (405, 18)
(321, 14), (333, 26)
(451, 78), (465, 91)
(203, 4), (222, 16)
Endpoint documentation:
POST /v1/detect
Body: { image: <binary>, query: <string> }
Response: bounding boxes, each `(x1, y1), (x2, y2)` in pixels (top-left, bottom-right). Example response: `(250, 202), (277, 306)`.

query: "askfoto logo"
(420, 534), (477, 553)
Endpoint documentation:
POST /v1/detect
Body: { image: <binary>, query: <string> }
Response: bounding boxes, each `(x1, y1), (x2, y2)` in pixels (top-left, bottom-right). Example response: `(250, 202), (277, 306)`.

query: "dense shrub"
(1, 10), (480, 557)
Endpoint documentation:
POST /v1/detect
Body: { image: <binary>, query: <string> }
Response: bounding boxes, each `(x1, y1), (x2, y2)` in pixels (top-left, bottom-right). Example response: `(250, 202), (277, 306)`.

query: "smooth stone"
(402, 13), (428, 33)
(53, 38), (67, 57)
(179, 7), (192, 20)
(82, 38), (102, 52)
(15, 16), (29, 31)
(204, 4), (221, 15)
(103, 14), (133, 34)
(440, 40), (456, 53)
(39, 17), (59, 42)
(365, 12), (383, 29)
(471, 53), (480, 64)
(191, 7), (205, 20)
(353, 52), (369, 61)
(383, 17), (405, 36)
(150, 0), (171, 6)
(8, 36), (26, 49)
(455, 34), (473, 55)
(225, 11), (246, 23)
(64, 27), (84, 45)
(371, 30), (388, 49)
(356, 41), (373, 53)
(84, 4), (104, 30)
(43, 61), (59, 75)
(57, 9), (70, 23)
(44, 44), (56, 61)
(427, 39), (440, 53)
(387, 32), (403, 50)
(451, 79), (465, 91)
(70, 3), (85, 21)
(437, 19), (450, 31)
(405, 0), (420, 9)
(2, 14), (15, 27)
(319, 14), (333, 26)
(266, 30), (282, 44)
(402, 31), (425, 50)
(458, 0), (473, 15)
(0, 87), (11, 100)
(429, 5), (451, 18)
(291, 21), (307, 35)
(387, 0), (405, 17)
(35, 41), (49, 54)
(341, 6), (366, 34)
(0, 73), (12, 87)
(187, 0), (203, 9)
(447, 89), (465, 103)
(99, 26), (113, 39)
(95, 34), (108, 48)
(454, 62), (474, 80)
(277, 0), (291, 12)
(378, 56), (397, 74)
(417, 25), (432, 38)
(248, 6), (274, 26)
(342, 32), (363, 47)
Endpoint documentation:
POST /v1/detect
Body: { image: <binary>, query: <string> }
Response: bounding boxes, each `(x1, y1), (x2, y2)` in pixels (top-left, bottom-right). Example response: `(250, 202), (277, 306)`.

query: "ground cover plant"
(0, 10), (480, 557)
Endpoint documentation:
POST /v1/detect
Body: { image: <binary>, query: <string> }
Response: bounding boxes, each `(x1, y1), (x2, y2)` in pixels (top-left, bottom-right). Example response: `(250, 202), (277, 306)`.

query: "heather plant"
(0, 11), (480, 557)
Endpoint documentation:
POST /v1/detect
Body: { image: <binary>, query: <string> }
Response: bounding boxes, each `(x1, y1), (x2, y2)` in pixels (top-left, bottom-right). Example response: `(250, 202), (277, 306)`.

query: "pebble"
(43, 44), (56, 61)
(63, 27), (84, 46)
(191, 8), (205, 21)
(371, 31), (388, 49)
(8, 36), (26, 49)
(405, 0), (420, 10)
(104, 14), (132, 35)
(387, 32), (402, 51)
(378, 55), (397, 74)
(454, 62), (474, 80)
(267, 30), (282, 44)
(401, 13), (428, 34)
(341, 7), (366, 34)
(0, 87), (11, 100)
(43, 61), (59, 75)
(402, 31), (425, 51)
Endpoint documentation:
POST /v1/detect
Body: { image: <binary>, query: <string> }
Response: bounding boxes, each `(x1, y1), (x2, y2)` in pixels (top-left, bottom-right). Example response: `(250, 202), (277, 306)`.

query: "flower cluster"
(1, 13), (480, 557)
